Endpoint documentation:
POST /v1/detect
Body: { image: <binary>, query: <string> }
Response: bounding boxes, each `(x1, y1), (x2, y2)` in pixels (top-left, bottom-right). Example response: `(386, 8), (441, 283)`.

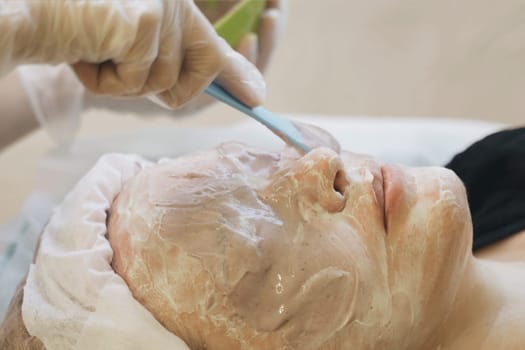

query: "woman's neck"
(475, 230), (525, 262)
(431, 257), (525, 350)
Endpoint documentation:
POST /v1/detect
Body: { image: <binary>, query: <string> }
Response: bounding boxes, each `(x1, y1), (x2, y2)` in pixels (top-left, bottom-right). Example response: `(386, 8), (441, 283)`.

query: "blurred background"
(1, 0), (524, 221)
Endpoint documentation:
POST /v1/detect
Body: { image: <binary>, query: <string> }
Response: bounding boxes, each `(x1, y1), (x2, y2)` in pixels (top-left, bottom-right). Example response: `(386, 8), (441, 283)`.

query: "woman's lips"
(381, 164), (405, 231)
(370, 165), (385, 224)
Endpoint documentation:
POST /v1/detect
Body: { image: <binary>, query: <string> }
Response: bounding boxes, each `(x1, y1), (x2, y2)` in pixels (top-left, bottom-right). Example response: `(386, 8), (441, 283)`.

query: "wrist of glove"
(17, 64), (83, 145)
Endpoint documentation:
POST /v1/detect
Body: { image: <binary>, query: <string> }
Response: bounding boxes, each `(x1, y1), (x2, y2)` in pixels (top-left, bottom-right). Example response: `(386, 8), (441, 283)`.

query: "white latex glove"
(0, 0), (265, 109)
(22, 154), (191, 349)
(14, 0), (287, 143)
(240, 0), (287, 72)
(178, 0), (287, 114)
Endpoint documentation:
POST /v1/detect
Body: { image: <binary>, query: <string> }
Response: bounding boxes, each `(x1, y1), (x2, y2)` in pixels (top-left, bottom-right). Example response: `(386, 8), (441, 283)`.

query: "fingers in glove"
(267, 0), (288, 14)
(214, 38), (266, 107)
(72, 9), (162, 96)
(257, 8), (281, 72)
(73, 59), (156, 97)
(236, 33), (258, 64)
(154, 10), (227, 109)
(139, 30), (183, 95)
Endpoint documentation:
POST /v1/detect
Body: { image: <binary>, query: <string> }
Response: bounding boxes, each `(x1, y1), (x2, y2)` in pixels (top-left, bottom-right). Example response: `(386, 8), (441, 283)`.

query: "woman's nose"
(285, 148), (349, 213)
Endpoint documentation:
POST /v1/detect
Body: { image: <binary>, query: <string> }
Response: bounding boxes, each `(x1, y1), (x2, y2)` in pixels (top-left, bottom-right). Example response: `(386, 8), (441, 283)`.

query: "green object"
(213, 0), (265, 48)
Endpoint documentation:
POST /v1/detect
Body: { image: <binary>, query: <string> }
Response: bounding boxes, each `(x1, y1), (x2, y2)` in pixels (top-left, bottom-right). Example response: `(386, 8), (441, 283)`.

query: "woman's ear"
(267, 148), (349, 213)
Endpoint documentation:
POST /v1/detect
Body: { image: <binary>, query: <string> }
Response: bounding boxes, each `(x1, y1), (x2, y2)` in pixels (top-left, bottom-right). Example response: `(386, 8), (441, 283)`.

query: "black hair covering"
(445, 127), (525, 251)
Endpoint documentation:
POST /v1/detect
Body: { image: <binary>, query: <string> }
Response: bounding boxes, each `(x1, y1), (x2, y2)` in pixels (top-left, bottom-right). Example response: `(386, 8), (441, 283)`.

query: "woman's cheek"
(343, 180), (385, 232)
(386, 175), (472, 332)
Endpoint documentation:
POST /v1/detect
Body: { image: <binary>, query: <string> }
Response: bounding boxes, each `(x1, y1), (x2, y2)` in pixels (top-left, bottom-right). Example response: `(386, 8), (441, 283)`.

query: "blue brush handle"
(204, 82), (310, 153)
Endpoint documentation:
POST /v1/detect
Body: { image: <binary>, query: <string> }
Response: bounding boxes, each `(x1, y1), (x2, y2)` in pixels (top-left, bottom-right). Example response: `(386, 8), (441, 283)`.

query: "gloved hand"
(196, 0), (286, 72)
(1, 0), (265, 108)
(13, 0), (287, 143)
(179, 0), (286, 114)
(21, 154), (191, 349)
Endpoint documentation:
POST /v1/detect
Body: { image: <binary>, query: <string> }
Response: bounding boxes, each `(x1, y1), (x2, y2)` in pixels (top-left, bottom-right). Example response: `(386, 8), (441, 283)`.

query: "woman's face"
(110, 142), (473, 349)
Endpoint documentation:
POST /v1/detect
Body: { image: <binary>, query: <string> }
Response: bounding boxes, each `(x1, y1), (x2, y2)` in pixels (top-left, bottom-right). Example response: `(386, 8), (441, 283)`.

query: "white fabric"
(75, 284), (189, 350)
(21, 154), (189, 350)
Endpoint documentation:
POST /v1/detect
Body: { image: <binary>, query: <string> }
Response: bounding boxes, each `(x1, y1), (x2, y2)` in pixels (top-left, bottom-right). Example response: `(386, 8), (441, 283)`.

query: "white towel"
(21, 154), (189, 350)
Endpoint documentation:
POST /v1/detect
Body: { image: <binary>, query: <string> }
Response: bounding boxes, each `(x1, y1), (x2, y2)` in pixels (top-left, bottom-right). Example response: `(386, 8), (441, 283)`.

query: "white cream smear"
(108, 141), (369, 349)
(108, 130), (472, 349)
